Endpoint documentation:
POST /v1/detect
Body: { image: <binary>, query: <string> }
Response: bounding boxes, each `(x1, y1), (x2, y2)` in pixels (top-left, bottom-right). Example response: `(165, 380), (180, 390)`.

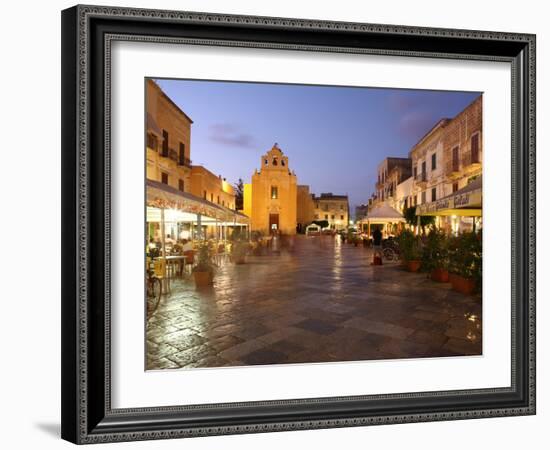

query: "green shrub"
(396, 229), (422, 261)
(448, 231), (482, 290)
(421, 228), (449, 273)
(193, 242), (214, 273)
(313, 220), (329, 229)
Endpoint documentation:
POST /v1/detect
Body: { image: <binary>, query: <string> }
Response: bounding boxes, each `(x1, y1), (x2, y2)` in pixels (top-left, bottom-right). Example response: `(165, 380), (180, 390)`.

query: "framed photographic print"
(61, 5), (536, 444)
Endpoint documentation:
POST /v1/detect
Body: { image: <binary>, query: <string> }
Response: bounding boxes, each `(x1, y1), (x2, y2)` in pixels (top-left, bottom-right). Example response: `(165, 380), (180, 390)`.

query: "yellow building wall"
(296, 185), (315, 229)
(243, 184), (253, 218)
(190, 166), (236, 209)
(244, 146), (298, 235)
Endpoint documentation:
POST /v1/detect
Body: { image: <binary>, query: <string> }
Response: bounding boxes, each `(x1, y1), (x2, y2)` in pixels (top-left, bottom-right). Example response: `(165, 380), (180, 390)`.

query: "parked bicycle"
(146, 268), (162, 319)
(382, 239), (400, 262)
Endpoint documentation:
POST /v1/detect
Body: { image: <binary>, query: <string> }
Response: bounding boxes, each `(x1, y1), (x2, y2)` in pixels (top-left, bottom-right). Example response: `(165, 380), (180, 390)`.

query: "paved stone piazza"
(146, 236), (482, 370)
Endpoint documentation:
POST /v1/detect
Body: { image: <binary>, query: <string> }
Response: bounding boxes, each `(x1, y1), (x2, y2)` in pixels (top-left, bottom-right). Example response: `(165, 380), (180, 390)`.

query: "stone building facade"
(409, 96), (482, 210)
(296, 185), (315, 233)
(441, 95), (483, 193)
(355, 204), (369, 222)
(375, 157), (412, 203)
(313, 193), (349, 231)
(190, 166), (236, 210)
(146, 79), (193, 192)
(394, 176), (414, 212)
(409, 95), (483, 233)
(243, 145), (298, 235)
(409, 118), (449, 209)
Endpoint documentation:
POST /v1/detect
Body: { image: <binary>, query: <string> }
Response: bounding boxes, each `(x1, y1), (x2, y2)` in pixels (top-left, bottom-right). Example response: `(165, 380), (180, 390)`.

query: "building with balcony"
(394, 176), (414, 212)
(355, 204), (369, 222)
(411, 95), (483, 233)
(409, 118), (449, 209)
(146, 80), (249, 246)
(442, 95), (483, 191)
(375, 157), (412, 203)
(313, 193), (349, 231)
(146, 79), (193, 192)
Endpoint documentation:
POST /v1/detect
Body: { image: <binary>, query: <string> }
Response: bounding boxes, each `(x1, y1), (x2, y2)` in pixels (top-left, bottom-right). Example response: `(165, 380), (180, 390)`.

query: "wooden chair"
(183, 250), (195, 274)
(153, 258), (170, 295)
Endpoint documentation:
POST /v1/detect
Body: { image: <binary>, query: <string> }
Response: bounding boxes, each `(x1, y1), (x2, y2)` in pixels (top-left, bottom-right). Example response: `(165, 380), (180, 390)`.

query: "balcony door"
(471, 134), (480, 163)
(452, 146), (459, 171)
(161, 129), (169, 157)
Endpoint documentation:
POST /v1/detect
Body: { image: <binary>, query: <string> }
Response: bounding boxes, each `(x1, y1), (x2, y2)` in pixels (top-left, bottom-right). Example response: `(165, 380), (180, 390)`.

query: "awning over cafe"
(416, 176), (482, 217)
(146, 179), (249, 225)
(363, 202), (406, 223)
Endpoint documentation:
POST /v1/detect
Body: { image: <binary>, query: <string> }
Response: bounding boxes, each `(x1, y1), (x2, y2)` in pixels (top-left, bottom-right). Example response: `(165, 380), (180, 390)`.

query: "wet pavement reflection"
(146, 235), (482, 370)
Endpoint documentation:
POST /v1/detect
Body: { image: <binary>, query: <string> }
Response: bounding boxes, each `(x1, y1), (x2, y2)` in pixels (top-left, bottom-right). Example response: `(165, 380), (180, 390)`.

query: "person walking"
(372, 228), (383, 264)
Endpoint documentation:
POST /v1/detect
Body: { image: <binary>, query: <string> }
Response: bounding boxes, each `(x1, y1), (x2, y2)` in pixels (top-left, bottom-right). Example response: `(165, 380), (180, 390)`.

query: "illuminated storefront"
(416, 176), (482, 234)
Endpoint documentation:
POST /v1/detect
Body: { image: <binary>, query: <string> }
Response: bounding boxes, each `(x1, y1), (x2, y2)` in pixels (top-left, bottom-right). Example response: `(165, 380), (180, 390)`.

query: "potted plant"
(448, 231), (482, 295)
(192, 242), (214, 287)
(346, 229), (359, 246)
(250, 231), (266, 256)
(230, 229), (249, 264)
(396, 229), (422, 272)
(421, 228), (450, 282)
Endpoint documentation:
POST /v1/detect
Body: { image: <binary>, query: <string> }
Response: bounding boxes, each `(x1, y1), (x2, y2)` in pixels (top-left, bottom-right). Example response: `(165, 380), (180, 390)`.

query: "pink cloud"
(398, 110), (438, 140)
(209, 123), (256, 149)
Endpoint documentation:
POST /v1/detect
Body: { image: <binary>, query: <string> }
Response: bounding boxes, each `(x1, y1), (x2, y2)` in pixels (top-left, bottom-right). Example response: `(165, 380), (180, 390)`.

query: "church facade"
(243, 145), (298, 235)
(243, 144), (349, 235)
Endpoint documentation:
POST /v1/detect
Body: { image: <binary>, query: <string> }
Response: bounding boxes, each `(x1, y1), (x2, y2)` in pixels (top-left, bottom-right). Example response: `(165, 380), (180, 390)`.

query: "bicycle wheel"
(382, 247), (395, 261)
(147, 278), (162, 319)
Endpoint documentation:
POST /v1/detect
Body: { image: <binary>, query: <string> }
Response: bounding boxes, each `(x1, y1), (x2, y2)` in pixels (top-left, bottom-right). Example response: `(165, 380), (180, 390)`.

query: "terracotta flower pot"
(449, 273), (475, 295)
(431, 268), (450, 283)
(371, 255), (383, 266)
(407, 260), (421, 272)
(193, 271), (213, 287)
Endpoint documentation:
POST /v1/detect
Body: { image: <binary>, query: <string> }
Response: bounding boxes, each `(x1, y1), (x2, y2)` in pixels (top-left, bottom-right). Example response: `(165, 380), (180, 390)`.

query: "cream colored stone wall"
(442, 95), (483, 192)
(409, 95), (482, 207)
(146, 79), (192, 192)
(313, 198), (349, 230)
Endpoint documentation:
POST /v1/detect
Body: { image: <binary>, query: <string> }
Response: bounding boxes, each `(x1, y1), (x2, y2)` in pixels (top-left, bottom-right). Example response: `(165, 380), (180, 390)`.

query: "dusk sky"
(155, 78), (480, 216)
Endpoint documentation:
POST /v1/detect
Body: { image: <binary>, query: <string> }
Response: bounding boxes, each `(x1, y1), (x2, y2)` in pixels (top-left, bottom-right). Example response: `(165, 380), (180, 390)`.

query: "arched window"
(281, 159), (285, 166)
(264, 159), (268, 165)
(272, 157), (278, 166)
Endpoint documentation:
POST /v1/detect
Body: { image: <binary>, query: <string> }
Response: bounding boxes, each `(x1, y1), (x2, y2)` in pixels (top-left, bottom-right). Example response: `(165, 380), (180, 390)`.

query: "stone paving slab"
(146, 235), (482, 370)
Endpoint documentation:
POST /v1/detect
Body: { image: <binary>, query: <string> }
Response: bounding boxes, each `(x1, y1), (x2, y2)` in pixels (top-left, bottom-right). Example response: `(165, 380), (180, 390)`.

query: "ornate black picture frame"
(61, 5), (536, 444)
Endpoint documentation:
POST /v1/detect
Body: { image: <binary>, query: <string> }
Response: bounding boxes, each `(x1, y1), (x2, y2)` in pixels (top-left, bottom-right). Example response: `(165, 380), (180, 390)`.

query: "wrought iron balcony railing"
(415, 172), (427, 183)
(462, 151), (481, 167)
(178, 156), (192, 168)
